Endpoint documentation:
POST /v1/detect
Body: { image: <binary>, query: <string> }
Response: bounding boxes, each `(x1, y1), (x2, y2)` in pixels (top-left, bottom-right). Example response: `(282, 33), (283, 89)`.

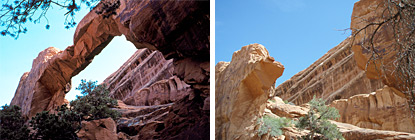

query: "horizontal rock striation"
(263, 96), (415, 140)
(334, 121), (415, 140)
(275, 38), (384, 105)
(103, 49), (191, 106)
(331, 86), (415, 133)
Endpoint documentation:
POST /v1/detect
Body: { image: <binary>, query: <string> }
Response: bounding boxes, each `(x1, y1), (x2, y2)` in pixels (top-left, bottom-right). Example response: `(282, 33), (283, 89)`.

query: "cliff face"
(275, 38), (384, 105)
(215, 44), (285, 140)
(350, 0), (413, 92)
(215, 44), (415, 140)
(10, 0), (209, 139)
(273, 0), (415, 137)
(103, 48), (191, 106)
(331, 86), (415, 133)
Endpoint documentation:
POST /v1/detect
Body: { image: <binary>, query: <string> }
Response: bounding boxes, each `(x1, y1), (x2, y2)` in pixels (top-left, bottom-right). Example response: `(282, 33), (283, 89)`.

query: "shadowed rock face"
(11, 0), (209, 122)
(215, 44), (284, 140)
(103, 48), (192, 106)
(275, 38), (384, 105)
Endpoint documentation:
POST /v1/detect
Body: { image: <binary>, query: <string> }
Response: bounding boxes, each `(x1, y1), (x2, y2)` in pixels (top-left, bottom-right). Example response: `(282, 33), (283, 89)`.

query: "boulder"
(215, 44), (284, 140)
(266, 97), (308, 119)
(77, 118), (118, 140)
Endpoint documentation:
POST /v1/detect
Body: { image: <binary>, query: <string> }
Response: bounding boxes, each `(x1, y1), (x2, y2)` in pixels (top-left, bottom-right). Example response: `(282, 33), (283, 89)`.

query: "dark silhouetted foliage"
(0, 104), (30, 140)
(2, 79), (120, 139)
(30, 104), (81, 140)
(0, 0), (120, 39)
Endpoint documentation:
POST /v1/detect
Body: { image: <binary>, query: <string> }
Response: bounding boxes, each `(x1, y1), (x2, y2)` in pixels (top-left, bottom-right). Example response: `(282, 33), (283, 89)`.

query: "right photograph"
(215, 0), (415, 140)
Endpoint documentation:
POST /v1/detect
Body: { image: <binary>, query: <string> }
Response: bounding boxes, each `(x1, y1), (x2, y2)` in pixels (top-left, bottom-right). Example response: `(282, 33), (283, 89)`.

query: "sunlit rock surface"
(215, 44), (284, 140)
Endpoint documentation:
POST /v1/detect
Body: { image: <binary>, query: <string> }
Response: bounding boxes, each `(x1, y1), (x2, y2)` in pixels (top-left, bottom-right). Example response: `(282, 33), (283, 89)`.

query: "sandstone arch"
(11, 0), (209, 119)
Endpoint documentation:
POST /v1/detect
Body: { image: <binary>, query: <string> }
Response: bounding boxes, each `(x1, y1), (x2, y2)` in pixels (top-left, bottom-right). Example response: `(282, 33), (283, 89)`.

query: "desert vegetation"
(0, 79), (120, 139)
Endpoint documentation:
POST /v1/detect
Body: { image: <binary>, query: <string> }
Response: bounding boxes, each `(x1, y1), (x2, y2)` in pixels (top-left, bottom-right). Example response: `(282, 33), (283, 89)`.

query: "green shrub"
(29, 79), (120, 139)
(70, 79), (120, 120)
(0, 105), (30, 140)
(30, 104), (81, 140)
(257, 115), (292, 137)
(295, 96), (344, 140)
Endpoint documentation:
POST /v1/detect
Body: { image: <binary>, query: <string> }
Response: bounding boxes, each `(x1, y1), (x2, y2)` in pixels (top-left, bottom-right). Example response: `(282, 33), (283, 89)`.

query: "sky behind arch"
(0, 5), (137, 106)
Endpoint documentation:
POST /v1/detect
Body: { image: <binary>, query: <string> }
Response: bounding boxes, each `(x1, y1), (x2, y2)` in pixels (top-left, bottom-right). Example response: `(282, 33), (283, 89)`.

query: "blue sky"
(216, 0), (359, 86)
(0, 6), (136, 106)
(0, 0), (361, 106)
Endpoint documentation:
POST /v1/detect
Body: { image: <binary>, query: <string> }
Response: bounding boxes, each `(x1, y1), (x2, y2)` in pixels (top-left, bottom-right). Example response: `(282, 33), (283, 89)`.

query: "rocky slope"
(265, 97), (415, 140)
(10, 0), (209, 139)
(215, 44), (285, 140)
(275, 38), (384, 105)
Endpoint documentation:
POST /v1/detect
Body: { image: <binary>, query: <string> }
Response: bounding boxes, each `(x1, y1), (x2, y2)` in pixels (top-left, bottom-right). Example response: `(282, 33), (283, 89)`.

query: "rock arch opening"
(10, 0), (210, 122)
(65, 35), (137, 101)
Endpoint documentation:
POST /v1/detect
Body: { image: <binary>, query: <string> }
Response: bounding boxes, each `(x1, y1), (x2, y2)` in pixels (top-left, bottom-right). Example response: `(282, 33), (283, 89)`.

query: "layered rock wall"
(275, 38), (384, 105)
(103, 48), (191, 106)
(331, 86), (415, 133)
(215, 44), (284, 140)
(265, 96), (415, 140)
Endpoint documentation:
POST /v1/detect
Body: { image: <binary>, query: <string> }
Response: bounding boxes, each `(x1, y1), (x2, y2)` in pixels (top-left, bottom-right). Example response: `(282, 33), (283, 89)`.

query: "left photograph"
(0, 0), (210, 139)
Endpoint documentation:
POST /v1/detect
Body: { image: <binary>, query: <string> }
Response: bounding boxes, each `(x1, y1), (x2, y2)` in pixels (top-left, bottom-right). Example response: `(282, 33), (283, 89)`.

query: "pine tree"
(70, 79), (120, 120)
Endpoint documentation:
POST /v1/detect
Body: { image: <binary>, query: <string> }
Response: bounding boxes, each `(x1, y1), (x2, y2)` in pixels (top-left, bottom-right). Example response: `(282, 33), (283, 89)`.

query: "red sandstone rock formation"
(103, 48), (192, 106)
(77, 118), (118, 140)
(215, 44), (285, 139)
(10, 0), (209, 122)
(10, 0), (209, 139)
(104, 48), (208, 139)
(275, 38), (384, 105)
(11, 47), (69, 119)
